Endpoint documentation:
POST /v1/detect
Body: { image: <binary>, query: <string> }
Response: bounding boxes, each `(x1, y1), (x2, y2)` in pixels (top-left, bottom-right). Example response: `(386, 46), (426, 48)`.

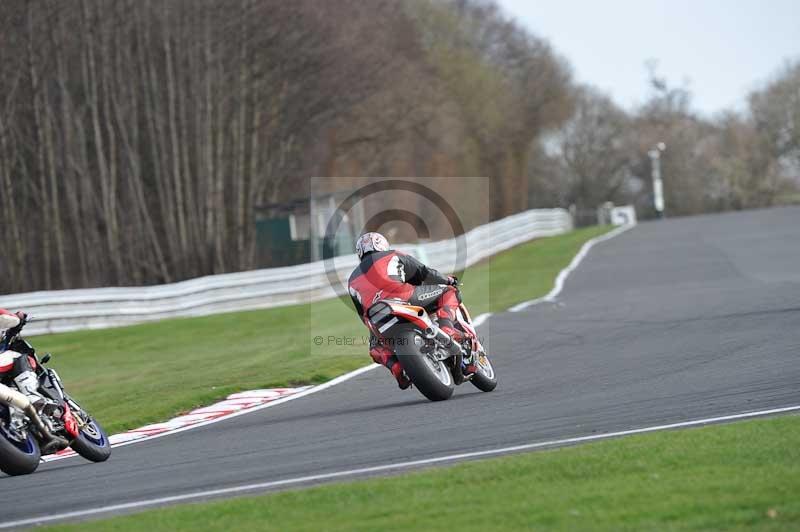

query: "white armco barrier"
(0, 209), (573, 335)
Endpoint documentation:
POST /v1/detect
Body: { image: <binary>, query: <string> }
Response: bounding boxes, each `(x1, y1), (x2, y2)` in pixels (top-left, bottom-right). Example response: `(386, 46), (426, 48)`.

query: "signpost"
(648, 142), (666, 218)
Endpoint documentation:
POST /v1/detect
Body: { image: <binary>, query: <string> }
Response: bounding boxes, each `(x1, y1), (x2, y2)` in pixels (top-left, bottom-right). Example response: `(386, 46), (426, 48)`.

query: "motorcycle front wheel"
(68, 404), (111, 463)
(470, 350), (498, 392)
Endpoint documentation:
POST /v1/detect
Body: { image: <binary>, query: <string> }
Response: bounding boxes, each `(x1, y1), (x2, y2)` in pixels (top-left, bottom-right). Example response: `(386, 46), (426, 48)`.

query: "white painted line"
(472, 313), (492, 327)
(508, 296), (548, 312)
(40, 224), (631, 462)
(509, 223), (635, 312)
(42, 364), (380, 463)
(6, 403), (799, 529)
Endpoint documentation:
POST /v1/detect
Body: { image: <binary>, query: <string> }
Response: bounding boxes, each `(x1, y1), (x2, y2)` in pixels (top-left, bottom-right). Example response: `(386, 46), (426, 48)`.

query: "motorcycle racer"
(348, 232), (473, 389)
(0, 309), (68, 452)
(0, 309), (42, 405)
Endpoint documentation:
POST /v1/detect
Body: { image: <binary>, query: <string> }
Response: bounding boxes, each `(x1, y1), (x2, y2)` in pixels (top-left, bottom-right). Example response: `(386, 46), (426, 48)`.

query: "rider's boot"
(435, 291), (467, 346)
(433, 286), (473, 374)
(370, 346), (411, 390)
(14, 371), (46, 409)
(388, 359), (412, 390)
(15, 371), (68, 452)
(438, 322), (465, 344)
(437, 313), (476, 376)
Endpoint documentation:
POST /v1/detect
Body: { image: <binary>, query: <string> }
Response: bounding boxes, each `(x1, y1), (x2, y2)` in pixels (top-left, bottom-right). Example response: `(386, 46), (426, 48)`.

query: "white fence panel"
(0, 209), (573, 335)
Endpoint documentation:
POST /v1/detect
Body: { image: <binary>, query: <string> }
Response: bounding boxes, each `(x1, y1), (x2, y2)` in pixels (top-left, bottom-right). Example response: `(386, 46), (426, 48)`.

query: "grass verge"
(45, 414), (800, 531)
(31, 226), (611, 434)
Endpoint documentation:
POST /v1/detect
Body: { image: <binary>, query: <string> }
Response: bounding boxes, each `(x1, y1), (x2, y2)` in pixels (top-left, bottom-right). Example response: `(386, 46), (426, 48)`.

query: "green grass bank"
(46, 414), (800, 531)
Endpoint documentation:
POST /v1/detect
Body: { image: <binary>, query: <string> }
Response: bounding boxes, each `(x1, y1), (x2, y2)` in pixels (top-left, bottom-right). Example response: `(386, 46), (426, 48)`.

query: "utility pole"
(648, 142), (666, 218)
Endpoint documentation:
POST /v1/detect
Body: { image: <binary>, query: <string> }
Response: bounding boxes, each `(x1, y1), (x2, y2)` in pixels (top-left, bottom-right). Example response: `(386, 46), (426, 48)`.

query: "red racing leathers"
(348, 250), (461, 388)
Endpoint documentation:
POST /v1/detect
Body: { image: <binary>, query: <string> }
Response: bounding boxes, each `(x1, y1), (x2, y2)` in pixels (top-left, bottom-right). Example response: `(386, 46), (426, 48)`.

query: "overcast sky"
(496, 0), (800, 117)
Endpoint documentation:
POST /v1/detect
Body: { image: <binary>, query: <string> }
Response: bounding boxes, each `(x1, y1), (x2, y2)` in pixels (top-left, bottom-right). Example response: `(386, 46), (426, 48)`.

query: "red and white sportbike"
(0, 318), (110, 475)
(366, 291), (497, 401)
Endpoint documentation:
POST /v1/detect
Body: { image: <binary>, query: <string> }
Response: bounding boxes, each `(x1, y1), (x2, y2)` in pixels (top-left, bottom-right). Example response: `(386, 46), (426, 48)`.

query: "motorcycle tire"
(0, 424), (41, 476)
(70, 417), (111, 463)
(395, 329), (454, 401)
(470, 351), (498, 393)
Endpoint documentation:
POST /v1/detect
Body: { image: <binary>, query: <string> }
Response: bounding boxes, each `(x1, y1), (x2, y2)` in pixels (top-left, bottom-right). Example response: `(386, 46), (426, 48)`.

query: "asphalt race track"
(2, 206), (799, 526)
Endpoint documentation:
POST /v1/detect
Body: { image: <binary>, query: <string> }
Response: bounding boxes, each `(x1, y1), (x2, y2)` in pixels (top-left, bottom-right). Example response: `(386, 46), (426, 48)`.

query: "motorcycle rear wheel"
(0, 423), (41, 476)
(395, 329), (454, 401)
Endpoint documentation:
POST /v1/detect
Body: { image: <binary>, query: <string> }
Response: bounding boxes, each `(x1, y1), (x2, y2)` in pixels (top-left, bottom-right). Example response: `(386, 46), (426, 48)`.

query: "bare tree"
(0, 0), (792, 294)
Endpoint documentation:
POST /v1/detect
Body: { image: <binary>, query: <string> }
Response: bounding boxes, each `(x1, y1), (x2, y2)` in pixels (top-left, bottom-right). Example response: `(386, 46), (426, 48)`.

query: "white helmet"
(356, 232), (389, 259)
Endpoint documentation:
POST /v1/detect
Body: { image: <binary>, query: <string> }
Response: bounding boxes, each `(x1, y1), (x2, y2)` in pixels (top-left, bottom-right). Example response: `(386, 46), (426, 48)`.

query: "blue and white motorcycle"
(0, 319), (110, 475)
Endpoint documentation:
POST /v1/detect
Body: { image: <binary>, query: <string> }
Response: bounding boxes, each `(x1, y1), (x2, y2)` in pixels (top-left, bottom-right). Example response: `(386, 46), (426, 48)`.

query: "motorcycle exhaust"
(0, 383), (69, 452)
(0, 382), (31, 411)
(425, 326), (465, 357)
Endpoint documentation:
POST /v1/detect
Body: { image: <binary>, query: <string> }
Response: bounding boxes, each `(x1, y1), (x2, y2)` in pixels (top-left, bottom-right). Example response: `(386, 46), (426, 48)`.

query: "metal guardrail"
(0, 209), (572, 335)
